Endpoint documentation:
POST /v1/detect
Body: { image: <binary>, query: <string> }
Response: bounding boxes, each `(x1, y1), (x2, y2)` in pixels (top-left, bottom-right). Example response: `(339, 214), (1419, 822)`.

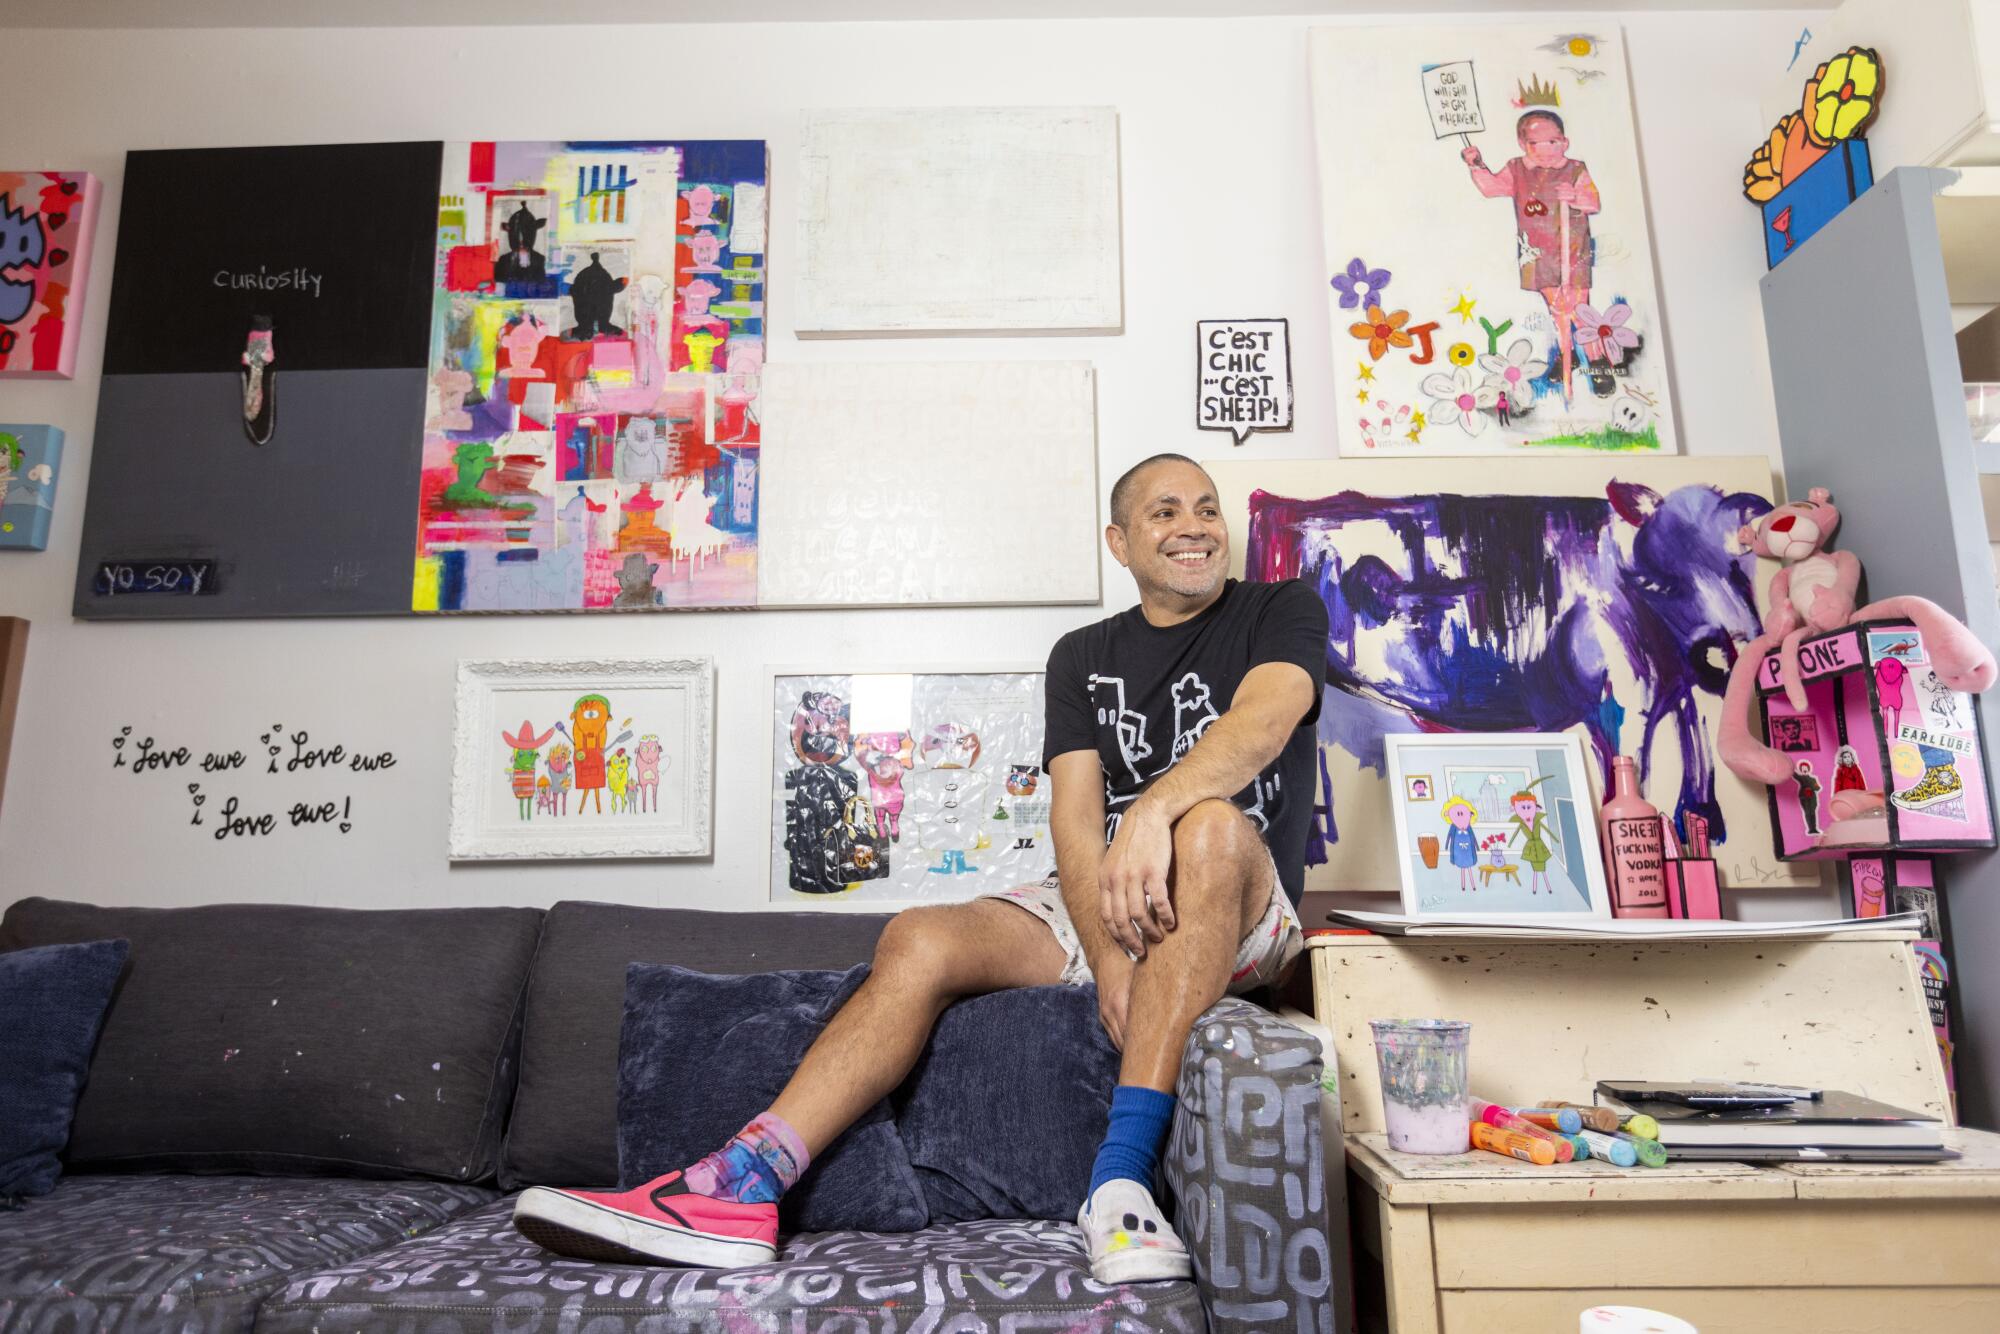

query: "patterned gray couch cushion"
(259, 1198), (1206, 1333)
(0, 1173), (496, 1333)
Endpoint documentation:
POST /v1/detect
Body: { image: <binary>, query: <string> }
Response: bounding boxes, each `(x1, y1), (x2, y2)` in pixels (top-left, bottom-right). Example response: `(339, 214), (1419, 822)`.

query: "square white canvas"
(757, 361), (1101, 607)
(795, 107), (1123, 334)
(1310, 25), (1677, 455)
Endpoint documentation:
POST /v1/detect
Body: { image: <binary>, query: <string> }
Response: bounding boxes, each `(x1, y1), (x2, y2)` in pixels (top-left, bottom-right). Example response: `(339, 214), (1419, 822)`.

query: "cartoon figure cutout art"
(771, 672), (1050, 904)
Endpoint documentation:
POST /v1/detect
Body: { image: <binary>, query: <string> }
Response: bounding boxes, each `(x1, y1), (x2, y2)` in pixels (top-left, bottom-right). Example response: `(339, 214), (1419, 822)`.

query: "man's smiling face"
(1108, 459), (1230, 604)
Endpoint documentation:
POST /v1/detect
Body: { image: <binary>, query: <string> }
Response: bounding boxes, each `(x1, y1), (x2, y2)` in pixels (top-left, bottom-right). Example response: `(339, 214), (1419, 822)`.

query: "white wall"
(0, 9), (1830, 920)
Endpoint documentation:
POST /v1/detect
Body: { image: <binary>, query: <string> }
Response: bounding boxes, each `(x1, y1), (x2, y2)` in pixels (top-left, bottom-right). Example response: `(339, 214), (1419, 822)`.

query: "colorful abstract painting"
(0, 424), (63, 551)
(1210, 457), (1819, 894)
(415, 141), (766, 611)
(0, 170), (99, 379)
(1309, 27), (1675, 454)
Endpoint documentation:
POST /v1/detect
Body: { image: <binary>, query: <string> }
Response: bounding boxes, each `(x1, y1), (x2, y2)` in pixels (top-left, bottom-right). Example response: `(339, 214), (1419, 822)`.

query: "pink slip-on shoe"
(513, 1171), (778, 1268)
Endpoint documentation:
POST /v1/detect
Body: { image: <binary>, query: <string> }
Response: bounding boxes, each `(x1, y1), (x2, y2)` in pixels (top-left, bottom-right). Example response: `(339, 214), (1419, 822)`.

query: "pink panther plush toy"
(1718, 487), (1997, 803)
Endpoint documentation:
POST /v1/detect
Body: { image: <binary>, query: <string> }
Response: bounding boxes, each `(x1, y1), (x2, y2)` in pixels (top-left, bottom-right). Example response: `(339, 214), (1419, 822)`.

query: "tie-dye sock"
(683, 1111), (810, 1204)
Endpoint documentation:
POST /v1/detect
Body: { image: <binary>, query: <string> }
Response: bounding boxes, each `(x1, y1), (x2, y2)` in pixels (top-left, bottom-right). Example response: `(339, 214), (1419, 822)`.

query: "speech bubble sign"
(1196, 319), (1293, 445)
(1422, 60), (1484, 139)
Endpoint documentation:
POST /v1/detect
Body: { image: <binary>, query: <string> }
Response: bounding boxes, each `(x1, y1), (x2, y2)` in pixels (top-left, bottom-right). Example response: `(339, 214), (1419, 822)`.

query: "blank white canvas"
(757, 361), (1101, 607)
(795, 107), (1123, 334)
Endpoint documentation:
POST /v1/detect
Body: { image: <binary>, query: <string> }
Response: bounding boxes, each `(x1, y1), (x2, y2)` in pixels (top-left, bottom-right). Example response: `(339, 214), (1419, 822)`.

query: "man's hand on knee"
(1098, 803), (1175, 956)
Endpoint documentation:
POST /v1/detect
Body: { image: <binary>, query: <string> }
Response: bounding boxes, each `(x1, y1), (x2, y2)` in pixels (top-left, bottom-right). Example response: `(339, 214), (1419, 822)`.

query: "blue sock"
(1089, 1085), (1177, 1197)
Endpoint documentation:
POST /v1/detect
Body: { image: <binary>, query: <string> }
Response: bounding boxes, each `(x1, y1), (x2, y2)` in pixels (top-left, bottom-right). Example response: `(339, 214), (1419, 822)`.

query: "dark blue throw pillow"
(0, 938), (130, 1201)
(897, 984), (1120, 1223)
(616, 963), (928, 1235)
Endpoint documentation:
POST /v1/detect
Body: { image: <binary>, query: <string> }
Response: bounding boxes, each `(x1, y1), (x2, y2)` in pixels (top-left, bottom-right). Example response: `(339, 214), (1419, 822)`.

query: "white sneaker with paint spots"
(1076, 1178), (1194, 1285)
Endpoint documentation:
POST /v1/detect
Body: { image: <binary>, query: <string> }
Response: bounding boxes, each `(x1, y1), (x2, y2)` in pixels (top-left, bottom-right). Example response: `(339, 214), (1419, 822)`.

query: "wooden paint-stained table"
(1309, 930), (1998, 1333)
(1346, 1129), (2000, 1333)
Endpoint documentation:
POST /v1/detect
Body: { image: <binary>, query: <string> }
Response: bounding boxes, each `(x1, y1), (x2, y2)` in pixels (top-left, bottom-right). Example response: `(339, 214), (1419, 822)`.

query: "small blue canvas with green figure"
(0, 424), (63, 551)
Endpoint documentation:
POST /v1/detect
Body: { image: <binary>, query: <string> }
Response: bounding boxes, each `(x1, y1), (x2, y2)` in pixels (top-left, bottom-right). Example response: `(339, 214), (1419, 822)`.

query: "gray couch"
(0, 896), (1341, 1334)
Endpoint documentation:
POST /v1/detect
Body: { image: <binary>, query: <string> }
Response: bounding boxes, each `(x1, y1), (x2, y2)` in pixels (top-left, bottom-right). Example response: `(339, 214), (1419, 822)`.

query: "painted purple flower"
(1330, 257), (1392, 310)
(1575, 302), (1640, 365)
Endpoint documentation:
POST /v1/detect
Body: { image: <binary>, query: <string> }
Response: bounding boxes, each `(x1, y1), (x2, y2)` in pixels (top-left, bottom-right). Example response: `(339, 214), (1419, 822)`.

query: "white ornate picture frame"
(450, 657), (714, 860)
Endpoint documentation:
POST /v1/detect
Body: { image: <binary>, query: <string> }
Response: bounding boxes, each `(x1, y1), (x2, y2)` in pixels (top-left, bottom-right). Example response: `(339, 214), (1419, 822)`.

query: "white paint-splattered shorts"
(983, 851), (1304, 992)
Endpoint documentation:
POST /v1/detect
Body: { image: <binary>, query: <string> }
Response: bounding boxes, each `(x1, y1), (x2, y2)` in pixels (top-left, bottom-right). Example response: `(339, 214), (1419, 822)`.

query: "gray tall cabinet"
(1761, 165), (2000, 1128)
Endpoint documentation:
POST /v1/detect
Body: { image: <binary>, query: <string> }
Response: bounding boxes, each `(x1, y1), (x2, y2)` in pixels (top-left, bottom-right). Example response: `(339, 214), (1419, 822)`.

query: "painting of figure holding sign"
(1310, 26), (1674, 456)
(1461, 110), (1600, 402)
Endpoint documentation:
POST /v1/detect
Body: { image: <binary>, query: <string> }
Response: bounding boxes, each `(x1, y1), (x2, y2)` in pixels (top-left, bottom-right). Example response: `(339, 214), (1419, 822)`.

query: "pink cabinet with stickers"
(1756, 618), (1996, 860)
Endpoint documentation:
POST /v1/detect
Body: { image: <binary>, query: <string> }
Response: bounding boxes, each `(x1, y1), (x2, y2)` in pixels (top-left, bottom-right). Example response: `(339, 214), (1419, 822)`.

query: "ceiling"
(2, 0), (1828, 28)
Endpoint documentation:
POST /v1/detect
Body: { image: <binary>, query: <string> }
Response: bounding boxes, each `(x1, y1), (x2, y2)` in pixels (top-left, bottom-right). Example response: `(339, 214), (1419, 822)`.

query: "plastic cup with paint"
(1369, 1019), (1472, 1154)
(1581, 1305), (1697, 1333)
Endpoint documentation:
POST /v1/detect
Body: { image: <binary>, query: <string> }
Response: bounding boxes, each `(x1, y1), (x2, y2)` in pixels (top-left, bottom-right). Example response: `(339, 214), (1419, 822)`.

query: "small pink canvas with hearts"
(0, 170), (101, 379)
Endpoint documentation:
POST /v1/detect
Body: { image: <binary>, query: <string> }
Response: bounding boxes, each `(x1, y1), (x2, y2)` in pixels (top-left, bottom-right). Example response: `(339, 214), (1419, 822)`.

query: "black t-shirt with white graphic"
(1043, 578), (1329, 908)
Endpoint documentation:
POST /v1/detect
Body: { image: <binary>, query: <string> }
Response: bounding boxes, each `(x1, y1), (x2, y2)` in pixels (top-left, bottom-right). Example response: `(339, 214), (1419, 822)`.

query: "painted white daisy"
(1421, 367), (1498, 436)
(1478, 338), (1550, 414)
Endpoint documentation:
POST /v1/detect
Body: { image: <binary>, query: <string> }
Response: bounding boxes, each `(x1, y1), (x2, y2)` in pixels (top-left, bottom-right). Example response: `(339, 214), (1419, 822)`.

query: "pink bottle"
(1601, 756), (1669, 918)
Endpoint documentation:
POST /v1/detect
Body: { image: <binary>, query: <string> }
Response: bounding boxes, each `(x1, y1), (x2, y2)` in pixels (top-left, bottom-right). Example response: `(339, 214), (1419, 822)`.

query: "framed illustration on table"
(450, 657), (713, 860)
(768, 667), (1050, 907)
(1384, 731), (1610, 923)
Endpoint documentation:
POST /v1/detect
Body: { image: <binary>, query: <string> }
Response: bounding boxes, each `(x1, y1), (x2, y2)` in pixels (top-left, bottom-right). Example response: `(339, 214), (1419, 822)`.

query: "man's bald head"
(1109, 453), (1214, 530)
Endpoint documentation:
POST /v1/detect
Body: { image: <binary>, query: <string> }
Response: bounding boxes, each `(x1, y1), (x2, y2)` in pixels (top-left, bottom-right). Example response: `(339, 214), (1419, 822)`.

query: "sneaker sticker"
(1893, 753), (1969, 819)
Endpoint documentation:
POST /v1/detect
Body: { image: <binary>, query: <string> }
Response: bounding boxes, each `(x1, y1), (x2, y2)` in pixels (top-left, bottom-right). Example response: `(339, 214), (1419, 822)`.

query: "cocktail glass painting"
(1384, 732), (1609, 920)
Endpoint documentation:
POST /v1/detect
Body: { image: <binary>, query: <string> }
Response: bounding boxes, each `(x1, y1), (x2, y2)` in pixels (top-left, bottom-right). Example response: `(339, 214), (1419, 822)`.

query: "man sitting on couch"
(514, 454), (1328, 1285)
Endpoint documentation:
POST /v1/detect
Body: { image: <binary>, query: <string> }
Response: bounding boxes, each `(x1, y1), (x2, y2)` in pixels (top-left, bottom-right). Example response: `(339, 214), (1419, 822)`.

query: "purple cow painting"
(1247, 480), (1772, 863)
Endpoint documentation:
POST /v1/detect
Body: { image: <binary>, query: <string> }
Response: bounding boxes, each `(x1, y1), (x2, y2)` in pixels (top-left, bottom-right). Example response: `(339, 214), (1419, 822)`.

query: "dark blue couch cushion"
(504, 902), (889, 1191)
(898, 984), (1118, 1223)
(618, 965), (1122, 1231)
(0, 939), (128, 1201)
(617, 963), (927, 1235)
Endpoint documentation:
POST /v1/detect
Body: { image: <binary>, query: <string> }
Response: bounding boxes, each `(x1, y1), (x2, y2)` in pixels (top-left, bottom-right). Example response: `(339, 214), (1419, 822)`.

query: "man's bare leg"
(770, 897), (1067, 1157)
(1077, 797), (1272, 1284)
(512, 897), (1067, 1269)
(1119, 798), (1272, 1092)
